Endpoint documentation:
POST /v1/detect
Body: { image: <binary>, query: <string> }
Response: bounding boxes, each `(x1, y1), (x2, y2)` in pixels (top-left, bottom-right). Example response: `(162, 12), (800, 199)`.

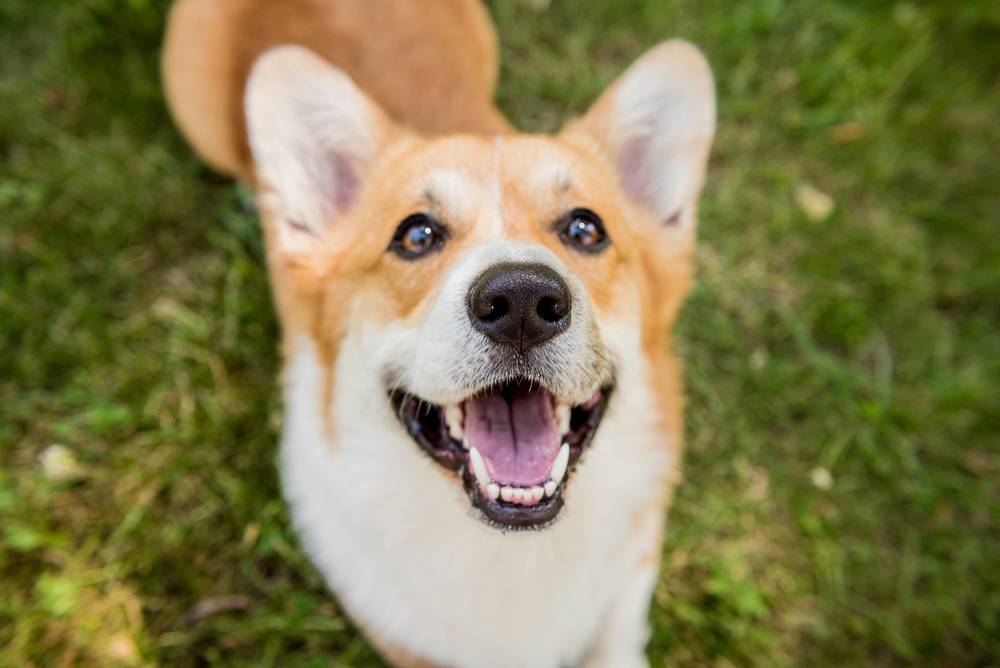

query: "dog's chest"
(282, 441), (652, 667)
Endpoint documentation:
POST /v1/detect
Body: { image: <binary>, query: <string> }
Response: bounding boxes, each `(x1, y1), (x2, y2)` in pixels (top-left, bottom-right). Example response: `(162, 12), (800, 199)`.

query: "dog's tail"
(162, 0), (510, 181)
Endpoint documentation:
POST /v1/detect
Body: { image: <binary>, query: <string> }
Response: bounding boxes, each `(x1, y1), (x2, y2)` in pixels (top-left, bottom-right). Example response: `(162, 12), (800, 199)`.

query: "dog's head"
(245, 43), (714, 529)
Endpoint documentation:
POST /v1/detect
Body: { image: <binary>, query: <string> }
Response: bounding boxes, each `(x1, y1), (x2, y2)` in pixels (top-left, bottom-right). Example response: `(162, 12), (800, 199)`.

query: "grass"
(1, 0), (997, 665)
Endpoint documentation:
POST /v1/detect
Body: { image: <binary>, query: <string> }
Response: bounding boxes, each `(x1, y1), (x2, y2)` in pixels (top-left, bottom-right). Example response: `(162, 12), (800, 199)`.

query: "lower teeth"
(470, 442), (570, 506)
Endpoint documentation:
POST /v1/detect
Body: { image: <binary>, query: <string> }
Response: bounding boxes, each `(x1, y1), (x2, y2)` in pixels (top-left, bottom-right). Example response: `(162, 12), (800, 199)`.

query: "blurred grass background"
(1, 0), (997, 665)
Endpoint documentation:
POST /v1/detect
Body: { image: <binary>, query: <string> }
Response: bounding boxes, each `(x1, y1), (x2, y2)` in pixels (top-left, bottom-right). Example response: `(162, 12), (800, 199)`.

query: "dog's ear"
(245, 45), (397, 255)
(565, 40), (715, 232)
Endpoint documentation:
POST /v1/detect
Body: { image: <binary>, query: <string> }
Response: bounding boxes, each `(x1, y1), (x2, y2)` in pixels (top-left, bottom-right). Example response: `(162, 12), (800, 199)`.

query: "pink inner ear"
(616, 137), (654, 206)
(614, 135), (691, 226)
(327, 152), (360, 212)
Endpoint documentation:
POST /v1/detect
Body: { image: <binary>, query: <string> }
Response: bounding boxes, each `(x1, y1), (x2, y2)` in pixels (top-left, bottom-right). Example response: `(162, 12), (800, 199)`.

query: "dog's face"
(245, 43), (714, 529)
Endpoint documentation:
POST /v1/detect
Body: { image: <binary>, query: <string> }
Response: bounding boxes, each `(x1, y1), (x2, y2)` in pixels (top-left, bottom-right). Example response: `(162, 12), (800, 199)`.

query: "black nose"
(468, 262), (572, 351)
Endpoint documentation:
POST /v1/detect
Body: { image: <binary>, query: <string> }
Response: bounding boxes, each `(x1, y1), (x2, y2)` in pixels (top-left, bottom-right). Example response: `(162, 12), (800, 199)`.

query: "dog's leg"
(582, 561), (658, 668)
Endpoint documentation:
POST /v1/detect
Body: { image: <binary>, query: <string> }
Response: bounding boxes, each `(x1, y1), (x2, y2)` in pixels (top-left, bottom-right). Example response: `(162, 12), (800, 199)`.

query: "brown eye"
(557, 208), (609, 253)
(389, 213), (447, 259)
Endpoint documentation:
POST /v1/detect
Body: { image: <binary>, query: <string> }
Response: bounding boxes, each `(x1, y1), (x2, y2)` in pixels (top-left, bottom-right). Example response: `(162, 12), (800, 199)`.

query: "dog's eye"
(557, 208), (609, 253)
(389, 213), (447, 259)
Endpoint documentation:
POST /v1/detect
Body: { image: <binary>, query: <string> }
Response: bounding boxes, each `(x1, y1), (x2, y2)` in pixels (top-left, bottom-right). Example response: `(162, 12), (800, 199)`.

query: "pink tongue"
(464, 385), (560, 486)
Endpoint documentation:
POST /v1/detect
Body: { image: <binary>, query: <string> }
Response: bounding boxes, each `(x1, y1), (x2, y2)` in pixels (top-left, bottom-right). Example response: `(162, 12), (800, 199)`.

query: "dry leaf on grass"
(795, 184), (835, 222)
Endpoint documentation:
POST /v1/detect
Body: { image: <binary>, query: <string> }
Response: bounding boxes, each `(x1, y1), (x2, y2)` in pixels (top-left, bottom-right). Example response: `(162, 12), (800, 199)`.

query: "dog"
(162, 1), (714, 665)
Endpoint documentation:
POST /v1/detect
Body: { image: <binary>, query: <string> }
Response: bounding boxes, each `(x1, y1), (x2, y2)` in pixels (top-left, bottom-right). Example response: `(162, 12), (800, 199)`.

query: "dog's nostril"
(481, 296), (509, 322)
(536, 296), (566, 323)
(471, 293), (510, 322)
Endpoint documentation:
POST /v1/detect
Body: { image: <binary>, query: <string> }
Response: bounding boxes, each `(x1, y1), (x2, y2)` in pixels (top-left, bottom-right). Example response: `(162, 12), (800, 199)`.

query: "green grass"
(1, 0), (997, 665)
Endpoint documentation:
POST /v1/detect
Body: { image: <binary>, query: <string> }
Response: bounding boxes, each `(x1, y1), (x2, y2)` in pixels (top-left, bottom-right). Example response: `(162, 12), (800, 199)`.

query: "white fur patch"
(281, 329), (672, 668)
(423, 168), (479, 222)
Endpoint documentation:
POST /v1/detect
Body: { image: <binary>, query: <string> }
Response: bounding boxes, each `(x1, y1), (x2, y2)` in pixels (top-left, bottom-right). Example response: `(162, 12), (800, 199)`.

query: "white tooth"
(556, 403), (571, 435)
(549, 443), (570, 485)
(445, 404), (463, 440)
(500, 486), (514, 503)
(530, 486), (544, 504)
(511, 488), (524, 504)
(544, 480), (557, 497)
(461, 434), (470, 450)
(469, 447), (491, 488)
(486, 483), (500, 501)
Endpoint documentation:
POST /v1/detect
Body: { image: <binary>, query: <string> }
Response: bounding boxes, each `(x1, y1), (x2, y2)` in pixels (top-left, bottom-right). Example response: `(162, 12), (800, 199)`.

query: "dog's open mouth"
(390, 378), (612, 529)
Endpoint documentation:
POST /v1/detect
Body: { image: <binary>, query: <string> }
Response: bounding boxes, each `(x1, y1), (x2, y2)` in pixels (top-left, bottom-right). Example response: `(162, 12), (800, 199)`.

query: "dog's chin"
(389, 377), (613, 530)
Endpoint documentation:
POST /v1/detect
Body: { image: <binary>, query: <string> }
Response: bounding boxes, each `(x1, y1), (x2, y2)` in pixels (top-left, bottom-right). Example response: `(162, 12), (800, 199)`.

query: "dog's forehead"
(394, 135), (600, 236)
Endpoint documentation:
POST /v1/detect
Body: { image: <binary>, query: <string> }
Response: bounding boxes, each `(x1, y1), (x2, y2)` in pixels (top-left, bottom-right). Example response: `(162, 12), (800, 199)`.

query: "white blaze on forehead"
(420, 151), (506, 240)
(477, 135), (504, 239)
(422, 168), (479, 222)
(527, 160), (573, 199)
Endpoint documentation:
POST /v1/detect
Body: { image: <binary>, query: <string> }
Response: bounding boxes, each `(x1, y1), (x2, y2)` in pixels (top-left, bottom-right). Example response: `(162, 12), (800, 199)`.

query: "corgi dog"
(162, 1), (714, 666)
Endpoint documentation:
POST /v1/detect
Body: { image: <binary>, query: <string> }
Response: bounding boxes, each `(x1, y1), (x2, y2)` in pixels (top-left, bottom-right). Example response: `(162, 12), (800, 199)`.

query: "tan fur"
(163, 0), (510, 180)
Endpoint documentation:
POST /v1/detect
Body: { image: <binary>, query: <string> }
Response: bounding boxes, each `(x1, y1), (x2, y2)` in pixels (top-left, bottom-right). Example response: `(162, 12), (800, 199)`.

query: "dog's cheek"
(573, 249), (644, 337)
(635, 230), (695, 342)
